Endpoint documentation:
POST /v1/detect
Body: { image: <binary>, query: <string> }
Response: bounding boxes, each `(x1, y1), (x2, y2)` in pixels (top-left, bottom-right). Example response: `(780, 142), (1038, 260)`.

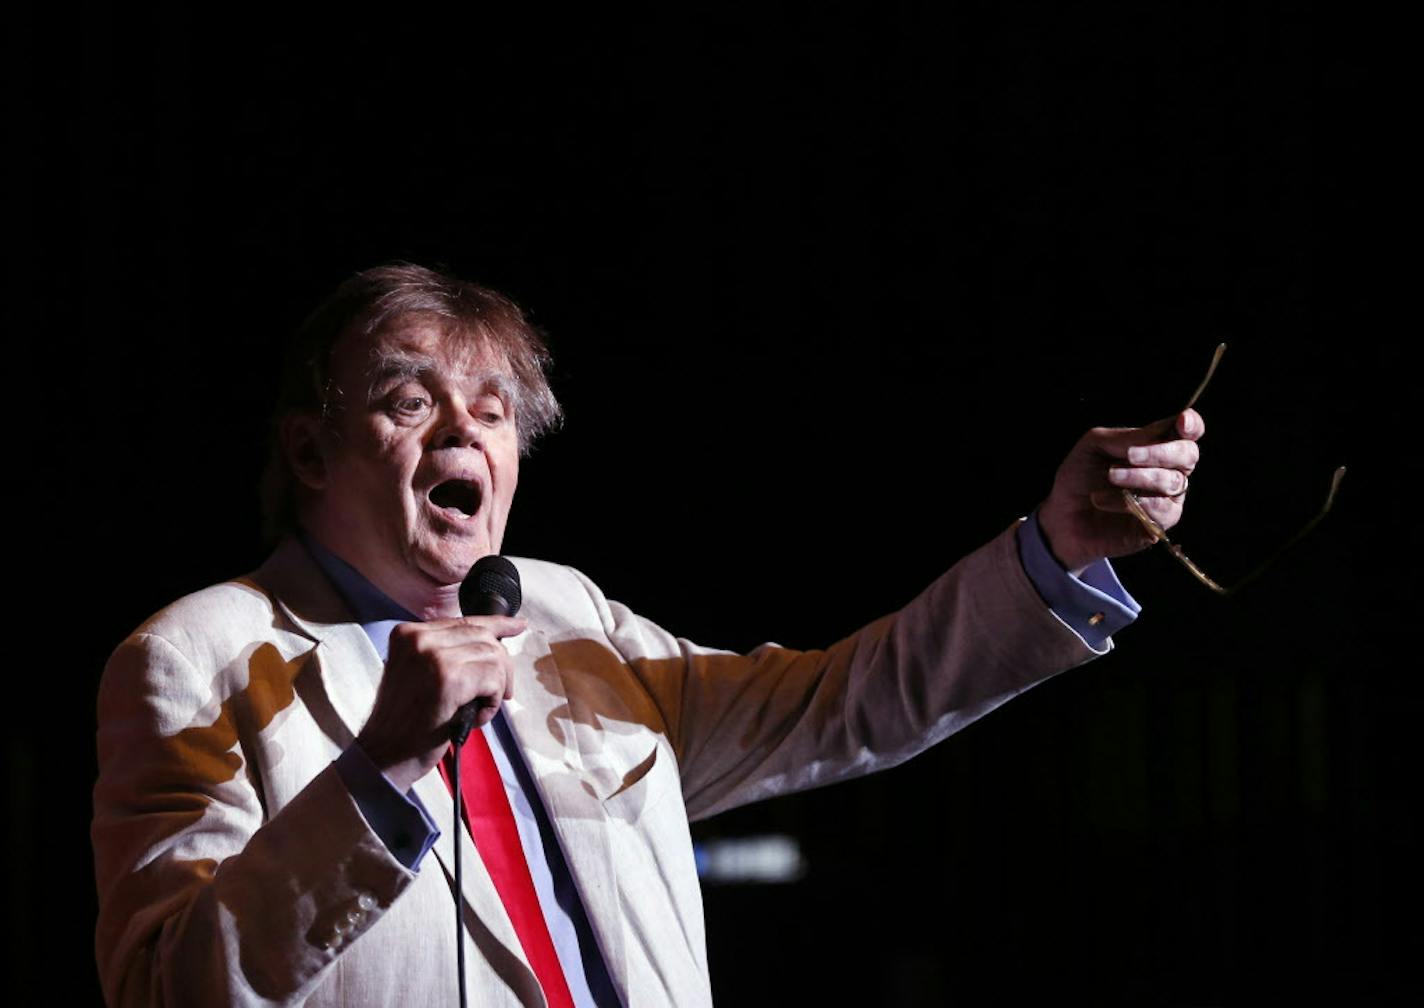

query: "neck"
(298, 521), (466, 621)
(407, 582), (463, 621)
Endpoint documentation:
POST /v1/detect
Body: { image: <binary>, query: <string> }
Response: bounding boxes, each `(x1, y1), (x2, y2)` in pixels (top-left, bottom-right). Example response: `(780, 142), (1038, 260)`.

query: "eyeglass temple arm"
(1121, 342), (1347, 595)
(1124, 466), (1346, 595)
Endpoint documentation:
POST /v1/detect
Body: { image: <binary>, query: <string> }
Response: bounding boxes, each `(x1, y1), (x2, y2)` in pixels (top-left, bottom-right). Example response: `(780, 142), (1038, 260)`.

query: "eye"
(474, 395), (508, 425)
(390, 394), (432, 420)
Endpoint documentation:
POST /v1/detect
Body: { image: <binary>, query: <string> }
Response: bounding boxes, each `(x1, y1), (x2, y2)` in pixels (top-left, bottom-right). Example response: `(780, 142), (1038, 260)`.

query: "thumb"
(1131, 408), (1205, 445)
(1174, 407), (1205, 440)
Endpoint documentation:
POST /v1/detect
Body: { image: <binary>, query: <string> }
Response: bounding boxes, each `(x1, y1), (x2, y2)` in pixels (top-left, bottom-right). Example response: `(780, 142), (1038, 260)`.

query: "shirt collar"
(297, 529), (418, 661)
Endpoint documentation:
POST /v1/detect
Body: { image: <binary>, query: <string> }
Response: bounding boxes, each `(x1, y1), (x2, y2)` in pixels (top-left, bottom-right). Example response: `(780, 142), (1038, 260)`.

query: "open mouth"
(428, 479), (482, 518)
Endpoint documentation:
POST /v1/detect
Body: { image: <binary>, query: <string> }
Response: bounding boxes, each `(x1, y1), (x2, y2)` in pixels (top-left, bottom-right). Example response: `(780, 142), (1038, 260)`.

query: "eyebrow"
(365, 347), (518, 406)
(367, 348), (436, 388)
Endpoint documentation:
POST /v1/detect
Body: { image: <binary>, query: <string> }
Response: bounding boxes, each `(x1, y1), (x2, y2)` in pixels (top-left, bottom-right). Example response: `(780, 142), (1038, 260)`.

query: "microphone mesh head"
(462, 554), (522, 616)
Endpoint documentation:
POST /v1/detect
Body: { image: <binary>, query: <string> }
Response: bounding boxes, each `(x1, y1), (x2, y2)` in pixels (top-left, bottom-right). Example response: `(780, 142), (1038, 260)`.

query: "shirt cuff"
(335, 742), (440, 871)
(1016, 511), (1142, 654)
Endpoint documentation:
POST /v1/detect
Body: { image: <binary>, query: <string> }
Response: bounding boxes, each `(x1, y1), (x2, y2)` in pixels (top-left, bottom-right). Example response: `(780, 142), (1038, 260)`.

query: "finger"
(1090, 489), (1133, 513)
(1156, 408), (1204, 441)
(459, 690), (502, 730)
(1134, 491), (1184, 530)
(1125, 439), (1199, 471)
(472, 669), (512, 723)
(427, 614), (528, 637)
(1093, 409), (1206, 457)
(399, 615), (528, 647)
(1092, 491), (1185, 533)
(448, 638), (516, 667)
(472, 615), (528, 639)
(454, 656), (513, 711)
(1108, 466), (1189, 496)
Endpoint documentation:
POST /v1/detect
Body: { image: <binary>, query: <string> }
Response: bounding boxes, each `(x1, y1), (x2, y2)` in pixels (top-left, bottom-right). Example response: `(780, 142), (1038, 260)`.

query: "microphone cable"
(450, 556), (522, 1008)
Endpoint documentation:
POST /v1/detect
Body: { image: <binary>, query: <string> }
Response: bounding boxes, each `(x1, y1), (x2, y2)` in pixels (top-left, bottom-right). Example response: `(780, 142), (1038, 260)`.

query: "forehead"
(332, 315), (512, 383)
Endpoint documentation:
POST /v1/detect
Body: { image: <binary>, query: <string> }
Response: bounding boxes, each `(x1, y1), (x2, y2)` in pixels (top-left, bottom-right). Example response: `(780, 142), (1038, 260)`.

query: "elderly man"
(92, 263), (1203, 1007)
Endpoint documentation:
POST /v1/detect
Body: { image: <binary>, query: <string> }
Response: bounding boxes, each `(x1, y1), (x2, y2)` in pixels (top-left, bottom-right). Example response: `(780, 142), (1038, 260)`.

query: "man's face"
(296, 317), (521, 600)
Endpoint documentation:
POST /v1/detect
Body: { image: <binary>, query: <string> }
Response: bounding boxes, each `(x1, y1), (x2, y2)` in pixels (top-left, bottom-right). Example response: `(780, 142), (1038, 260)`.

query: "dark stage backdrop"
(12, 3), (1408, 1004)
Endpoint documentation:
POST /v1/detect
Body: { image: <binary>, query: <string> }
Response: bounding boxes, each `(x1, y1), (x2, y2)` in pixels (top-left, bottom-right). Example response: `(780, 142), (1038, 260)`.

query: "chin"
(414, 541), (489, 586)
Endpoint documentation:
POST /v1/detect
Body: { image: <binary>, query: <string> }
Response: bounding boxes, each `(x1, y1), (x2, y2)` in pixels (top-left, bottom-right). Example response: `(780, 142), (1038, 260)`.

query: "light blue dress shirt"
(1016, 509), (1141, 650)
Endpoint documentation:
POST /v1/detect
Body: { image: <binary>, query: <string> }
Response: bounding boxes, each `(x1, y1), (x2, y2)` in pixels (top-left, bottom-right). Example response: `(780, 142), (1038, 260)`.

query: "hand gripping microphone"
(449, 554), (522, 746)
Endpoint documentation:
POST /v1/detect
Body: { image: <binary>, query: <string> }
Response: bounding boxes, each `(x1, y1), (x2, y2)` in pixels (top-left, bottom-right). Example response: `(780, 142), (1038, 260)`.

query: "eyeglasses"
(1121, 343), (1346, 595)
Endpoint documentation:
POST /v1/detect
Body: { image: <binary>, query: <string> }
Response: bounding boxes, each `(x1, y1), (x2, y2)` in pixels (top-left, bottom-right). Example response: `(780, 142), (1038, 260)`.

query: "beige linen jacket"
(93, 521), (1109, 1007)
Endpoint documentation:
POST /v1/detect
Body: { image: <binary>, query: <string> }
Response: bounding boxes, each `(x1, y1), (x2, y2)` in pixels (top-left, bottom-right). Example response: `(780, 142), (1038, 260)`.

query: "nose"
(432, 397), (484, 450)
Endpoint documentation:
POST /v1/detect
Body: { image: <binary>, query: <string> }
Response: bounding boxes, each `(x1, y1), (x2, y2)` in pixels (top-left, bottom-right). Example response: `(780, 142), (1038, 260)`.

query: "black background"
(10, 2), (1412, 1004)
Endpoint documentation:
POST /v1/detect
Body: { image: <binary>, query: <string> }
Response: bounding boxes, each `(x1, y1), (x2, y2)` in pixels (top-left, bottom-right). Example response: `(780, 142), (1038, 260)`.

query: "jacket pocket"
(600, 744), (677, 824)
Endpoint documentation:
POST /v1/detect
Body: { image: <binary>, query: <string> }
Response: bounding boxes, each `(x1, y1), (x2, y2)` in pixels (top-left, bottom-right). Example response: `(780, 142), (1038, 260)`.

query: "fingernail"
(1109, 467), (1130, 483)
(1128, 446), (1149, 464)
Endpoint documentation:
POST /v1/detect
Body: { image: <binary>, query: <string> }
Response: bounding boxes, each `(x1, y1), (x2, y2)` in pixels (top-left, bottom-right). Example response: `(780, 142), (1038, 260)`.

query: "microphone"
(449, 555), (522, 746)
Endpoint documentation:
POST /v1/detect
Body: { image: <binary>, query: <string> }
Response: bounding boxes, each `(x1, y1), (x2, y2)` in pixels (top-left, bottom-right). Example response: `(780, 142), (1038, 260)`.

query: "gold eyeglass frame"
(1121, 343), (1346, 595)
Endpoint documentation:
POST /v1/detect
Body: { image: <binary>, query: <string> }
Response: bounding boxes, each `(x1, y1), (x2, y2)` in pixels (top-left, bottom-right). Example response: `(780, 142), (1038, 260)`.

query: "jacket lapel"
(254, 537), (385, 746)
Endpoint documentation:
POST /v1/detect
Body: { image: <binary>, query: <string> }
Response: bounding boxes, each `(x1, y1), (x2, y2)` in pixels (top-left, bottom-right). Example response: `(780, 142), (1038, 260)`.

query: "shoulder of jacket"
(505, 556), (612, 628)
(135, 572), (276, 632)
(113, 571), (285, 673)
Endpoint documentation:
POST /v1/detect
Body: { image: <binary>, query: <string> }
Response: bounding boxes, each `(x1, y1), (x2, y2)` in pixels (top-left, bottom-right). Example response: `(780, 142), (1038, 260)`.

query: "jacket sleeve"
(92, 629), (418, 1007)
(570, 521), (1111, 822)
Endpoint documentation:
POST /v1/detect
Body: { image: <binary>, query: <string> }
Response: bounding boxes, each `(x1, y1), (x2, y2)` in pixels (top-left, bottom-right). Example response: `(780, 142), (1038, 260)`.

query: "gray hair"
(258, 262), (562, 542)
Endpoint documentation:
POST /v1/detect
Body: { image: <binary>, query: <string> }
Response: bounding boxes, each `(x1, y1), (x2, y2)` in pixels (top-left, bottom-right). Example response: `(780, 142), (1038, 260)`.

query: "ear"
(280, 412), (331, 492)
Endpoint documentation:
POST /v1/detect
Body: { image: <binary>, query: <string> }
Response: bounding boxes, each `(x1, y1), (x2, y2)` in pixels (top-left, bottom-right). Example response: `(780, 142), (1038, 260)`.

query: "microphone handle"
(450, 592), (516, 746)
(450, 704), (481, 747)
